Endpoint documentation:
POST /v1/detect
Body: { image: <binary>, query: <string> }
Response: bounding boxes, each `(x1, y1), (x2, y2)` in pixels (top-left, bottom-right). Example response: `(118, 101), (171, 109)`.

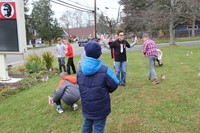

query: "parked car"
(77, 37), (90, 47)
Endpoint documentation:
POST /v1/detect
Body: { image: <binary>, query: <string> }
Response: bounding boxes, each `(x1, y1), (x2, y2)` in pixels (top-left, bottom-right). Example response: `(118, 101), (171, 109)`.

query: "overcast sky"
(29, 0), (121, 20)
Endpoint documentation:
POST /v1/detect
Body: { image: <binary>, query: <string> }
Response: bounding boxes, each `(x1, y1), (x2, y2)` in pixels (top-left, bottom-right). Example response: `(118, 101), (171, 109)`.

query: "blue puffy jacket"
(77, 57), (119, 120)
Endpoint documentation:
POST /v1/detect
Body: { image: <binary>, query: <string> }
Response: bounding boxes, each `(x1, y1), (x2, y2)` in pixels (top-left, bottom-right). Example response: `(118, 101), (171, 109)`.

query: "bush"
(25, 60), (43, 73)
(25, 54), (44, 73)
(42, 52), (55, 70)
(26, 53), (41, 62)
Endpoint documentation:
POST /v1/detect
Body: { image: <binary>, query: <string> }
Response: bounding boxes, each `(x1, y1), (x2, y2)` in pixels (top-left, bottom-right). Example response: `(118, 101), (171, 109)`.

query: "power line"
(67, 0), (93, 9)
(82, 0), (92, 8)
(51, 0), (93, 13)
(57, 0), (93, 12)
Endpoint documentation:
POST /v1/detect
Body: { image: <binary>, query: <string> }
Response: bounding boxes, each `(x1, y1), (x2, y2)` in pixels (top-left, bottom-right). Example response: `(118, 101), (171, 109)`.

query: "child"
(142, 33), (159, 84)
(65, 38), (76, 74)
(77, 41), (119, 133)
(55, 37), (66, 73)
(48, 72), (80, 113)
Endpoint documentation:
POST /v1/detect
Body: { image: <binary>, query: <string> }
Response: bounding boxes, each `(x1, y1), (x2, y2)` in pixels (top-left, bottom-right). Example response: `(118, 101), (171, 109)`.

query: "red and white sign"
(0, 1), (16, 19)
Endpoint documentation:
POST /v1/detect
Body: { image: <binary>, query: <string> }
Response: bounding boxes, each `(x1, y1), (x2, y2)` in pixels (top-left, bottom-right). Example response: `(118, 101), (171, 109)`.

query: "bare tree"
(60, 10), (93, 28)
(97, 6), (121, 34)
(120, 0), (193, 45)
(155, 0), (191, 44)
(73, 10), (84, 28)
(85, 13), (93, 27)
(60, 11), (72, 33)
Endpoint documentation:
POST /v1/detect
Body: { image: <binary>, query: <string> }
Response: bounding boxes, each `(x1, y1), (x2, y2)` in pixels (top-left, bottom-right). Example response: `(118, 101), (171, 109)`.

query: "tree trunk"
(169, 21), (175, 45)
(109, 21), (112, 34)
(49, 40), (52, 46)
(169, 0), (176, 45)
(192, 17), (196, 37)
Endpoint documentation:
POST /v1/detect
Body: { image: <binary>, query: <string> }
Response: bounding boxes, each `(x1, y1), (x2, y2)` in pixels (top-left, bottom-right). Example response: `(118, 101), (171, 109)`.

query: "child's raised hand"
(134, 36), (138, 43)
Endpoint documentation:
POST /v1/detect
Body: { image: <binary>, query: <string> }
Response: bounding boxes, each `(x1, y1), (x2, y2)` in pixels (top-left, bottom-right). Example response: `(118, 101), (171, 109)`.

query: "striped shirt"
(142, 39), (158, 57)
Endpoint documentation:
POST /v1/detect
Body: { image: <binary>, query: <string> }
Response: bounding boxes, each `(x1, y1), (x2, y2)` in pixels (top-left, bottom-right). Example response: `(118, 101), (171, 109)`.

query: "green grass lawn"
(127, 36), (200, 45)
(0, 45), (200, 133)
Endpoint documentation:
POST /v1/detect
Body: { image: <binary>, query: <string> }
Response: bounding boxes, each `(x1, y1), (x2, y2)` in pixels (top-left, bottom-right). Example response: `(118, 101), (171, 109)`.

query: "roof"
(64, 27), (95, 38)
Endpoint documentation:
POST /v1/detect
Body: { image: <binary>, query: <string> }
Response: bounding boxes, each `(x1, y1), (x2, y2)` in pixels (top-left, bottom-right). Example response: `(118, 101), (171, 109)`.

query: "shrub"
(42, 52), (55, 70)
(26, 53), (41, 62)
(25, 54), (44, 73)
(25, 60), (43, 73)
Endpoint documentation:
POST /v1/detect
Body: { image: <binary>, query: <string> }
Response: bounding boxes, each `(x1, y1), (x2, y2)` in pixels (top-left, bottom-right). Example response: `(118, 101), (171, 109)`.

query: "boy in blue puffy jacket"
(77, 41), (119, 133)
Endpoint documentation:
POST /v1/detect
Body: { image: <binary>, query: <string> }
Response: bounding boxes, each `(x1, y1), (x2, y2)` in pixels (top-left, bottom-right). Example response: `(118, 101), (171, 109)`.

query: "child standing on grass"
(77, 41), (119, 133)
(65, 38), (76, 75)
(55, 37), (66, 73)
(48, 72), (80, 113)
(142, 33), (159, 84)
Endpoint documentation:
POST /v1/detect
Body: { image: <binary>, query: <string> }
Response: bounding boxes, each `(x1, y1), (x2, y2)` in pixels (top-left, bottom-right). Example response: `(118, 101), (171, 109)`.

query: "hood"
(63, 75), (77, 84)
(81, 57), (102, 76)
(56, 75), (77, 90)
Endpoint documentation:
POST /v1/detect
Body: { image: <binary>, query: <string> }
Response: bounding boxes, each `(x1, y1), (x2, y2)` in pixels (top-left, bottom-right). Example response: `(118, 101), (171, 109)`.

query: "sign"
(0, 2), (16, 19)
(0, 0), (26, 54)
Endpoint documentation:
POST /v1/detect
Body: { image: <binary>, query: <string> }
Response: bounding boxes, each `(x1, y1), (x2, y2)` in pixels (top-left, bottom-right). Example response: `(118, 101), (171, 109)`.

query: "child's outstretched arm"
(130, 36), (138, 48)
(102, 40), (111, 50)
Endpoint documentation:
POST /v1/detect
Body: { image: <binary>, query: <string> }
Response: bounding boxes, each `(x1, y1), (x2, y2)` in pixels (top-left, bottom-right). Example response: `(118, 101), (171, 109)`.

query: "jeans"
(54, 90), (62, 109)
(66, 58), (76, 74)
(82, 118), (106, 133)
(148, 56), (157, 80)
(58, 57), (66, 73)
(115, 61), (127, 85)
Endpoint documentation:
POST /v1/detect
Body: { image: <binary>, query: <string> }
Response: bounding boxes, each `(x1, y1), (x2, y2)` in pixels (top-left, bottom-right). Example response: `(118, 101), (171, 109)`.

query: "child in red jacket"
(65, 38), (76, 74)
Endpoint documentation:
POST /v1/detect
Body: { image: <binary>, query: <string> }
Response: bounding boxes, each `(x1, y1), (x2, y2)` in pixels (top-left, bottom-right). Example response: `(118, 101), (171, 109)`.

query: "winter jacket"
(77, 57), (119, 120)
(53, 75), (80, 106)
(110, 39), (130, 62)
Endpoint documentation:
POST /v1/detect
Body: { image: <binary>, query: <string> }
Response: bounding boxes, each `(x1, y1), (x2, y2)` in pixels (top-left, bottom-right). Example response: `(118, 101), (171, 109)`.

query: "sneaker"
(121, 84), (126, 87)
(153, 79), (159, 84)
(56, 108), (64, 113)
(72, 103), (78, 111)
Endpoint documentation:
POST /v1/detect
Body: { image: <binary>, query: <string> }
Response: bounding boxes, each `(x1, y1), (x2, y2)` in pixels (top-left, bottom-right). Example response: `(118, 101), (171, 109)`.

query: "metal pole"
(94, 0), (97, 39)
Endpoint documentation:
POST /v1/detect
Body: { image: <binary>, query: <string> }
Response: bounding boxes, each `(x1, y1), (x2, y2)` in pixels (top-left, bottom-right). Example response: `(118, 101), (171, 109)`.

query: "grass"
(127, 36), (200, 45)
(1, 45), (200, 132)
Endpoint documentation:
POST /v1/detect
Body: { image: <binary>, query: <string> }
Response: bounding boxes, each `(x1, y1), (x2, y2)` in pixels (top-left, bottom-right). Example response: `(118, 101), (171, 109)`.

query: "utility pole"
(94, 0), (97, 39)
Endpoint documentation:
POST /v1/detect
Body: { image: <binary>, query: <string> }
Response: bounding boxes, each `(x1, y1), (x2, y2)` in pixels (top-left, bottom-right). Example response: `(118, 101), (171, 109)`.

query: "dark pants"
(54, 90), (62, 109)
(67, 57), (76, 74)
(82, 118), (106, 133)
(58, 57), (66, 73)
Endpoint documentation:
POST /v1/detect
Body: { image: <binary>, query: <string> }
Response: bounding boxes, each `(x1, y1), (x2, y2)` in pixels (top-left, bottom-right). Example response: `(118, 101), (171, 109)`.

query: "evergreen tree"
(31, 0), (63, 45)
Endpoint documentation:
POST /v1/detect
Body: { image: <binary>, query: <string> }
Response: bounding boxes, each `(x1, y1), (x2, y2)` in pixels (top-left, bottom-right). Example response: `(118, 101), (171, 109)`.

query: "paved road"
(6, 40), (200, 67)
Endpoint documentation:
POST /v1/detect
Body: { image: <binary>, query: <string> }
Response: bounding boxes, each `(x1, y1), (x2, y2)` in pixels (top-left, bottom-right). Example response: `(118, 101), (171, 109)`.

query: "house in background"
(175, 20), (200, 37)
(27, 29), (44, 48)
(64, 27), (95, 39)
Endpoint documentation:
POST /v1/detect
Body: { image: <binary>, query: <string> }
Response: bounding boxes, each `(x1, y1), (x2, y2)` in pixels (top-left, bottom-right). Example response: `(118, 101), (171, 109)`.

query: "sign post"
(0, 55), (9, 80)
(0, 0), (26, 81)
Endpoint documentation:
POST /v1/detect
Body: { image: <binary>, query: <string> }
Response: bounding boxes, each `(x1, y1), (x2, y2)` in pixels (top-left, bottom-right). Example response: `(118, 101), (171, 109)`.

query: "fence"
(132, 29), (200, 39)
